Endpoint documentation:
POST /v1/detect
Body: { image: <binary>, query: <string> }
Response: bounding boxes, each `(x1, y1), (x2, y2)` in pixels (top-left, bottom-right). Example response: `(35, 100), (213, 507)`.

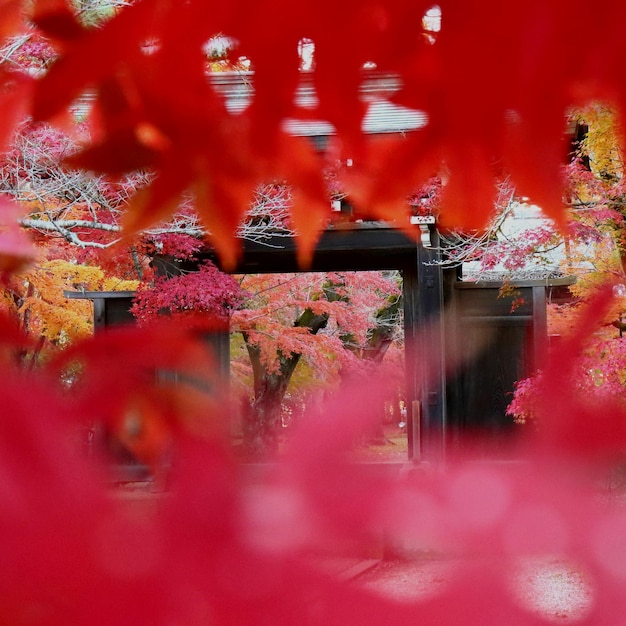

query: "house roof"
(72, 70), (426, 137)
(209, 70), (427, 136)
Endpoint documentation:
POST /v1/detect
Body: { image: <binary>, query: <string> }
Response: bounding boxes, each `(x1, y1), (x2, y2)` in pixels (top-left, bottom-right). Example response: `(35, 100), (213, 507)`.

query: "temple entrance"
(200, 222), (446, 462)
(68, 221), (566, 463)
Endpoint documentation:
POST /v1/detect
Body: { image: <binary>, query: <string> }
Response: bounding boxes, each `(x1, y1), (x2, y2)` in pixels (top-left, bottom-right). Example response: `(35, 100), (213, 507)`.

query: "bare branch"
(1, 123), (298, 257)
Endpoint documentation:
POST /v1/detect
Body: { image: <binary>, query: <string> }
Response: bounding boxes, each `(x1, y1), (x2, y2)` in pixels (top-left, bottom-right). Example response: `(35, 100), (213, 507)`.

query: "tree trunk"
(242, 308), (329, 459)
(359, 295), (402, 443)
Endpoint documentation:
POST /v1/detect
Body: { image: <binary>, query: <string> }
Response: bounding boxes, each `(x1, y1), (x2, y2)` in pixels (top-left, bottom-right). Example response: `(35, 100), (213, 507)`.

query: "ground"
(317, 425), (594, 622)
(232, 423), (411, 462)
(347, 424), (409, 463)
(119, 426), (597, 622)
(352, 556), (593, 622)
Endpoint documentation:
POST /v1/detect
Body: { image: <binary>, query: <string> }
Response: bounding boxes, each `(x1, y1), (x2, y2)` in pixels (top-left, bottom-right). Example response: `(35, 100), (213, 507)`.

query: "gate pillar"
(403, 224), (446, 462)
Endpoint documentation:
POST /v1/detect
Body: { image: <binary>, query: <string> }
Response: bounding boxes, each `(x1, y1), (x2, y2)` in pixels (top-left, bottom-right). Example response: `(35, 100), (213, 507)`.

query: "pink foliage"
(407, 177), (444, 217)
(232, 271), (400, 378)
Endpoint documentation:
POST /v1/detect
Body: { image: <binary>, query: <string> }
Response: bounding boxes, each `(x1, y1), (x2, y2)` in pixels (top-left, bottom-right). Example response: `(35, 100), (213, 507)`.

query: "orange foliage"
(1, 258), (138, 359)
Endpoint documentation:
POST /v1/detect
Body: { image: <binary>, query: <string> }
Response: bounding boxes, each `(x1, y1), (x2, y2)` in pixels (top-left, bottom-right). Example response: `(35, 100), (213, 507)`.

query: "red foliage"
(509, 287), (626, 455)
(131, 260), (246, 326)
(4, 338), (626, 624)
(0, 68), (32, 152)
(0, 196), (36, 273)
(24, 0), (626, 263)
(148, 232), (204, 260)
(4, 2), (626, 624)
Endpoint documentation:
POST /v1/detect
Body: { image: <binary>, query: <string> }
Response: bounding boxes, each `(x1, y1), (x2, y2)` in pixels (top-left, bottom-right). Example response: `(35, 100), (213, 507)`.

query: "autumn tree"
(4, 259), (137, 363)
(231, 271), (402, 457)
(0, 120), (147, 357)
(130, 264), (404, 459)
(130, 259), (246, 327)
(0, 116), (301, 359)
(506, 103), (626, 422)
(418, 103), (626, 423)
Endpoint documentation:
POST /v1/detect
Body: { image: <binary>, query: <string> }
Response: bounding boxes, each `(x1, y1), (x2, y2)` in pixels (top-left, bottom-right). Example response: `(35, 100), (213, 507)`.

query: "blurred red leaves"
(4, 0), (626, 623)
(49, 319), (229, 458)
(0, 68), (32, 152)
(0, 196), (35, 274)
(0, 0), (23, 41)
(29, 0), (85, 43)
(526, 285), (626, 462)
(24, 0), (626, 263)
(0, 307), (624, 623)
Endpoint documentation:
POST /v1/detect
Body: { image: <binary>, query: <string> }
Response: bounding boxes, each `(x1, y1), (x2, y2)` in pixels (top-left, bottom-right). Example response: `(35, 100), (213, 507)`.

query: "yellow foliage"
(102, 277), (140, 291)
(0, 290), (17, 316)
(574, 104), (623, 181)
(19, 296), (92, 344)
(2, 259), (139, 351)
(562, 234), (622, 300)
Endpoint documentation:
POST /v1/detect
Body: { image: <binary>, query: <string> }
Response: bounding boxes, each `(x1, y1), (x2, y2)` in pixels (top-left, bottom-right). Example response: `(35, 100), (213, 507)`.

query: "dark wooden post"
(403, 224), (446, 462)
(93, 297), (106, 331)
(532, 284), (548, 369)
(403, 264), (419, 459)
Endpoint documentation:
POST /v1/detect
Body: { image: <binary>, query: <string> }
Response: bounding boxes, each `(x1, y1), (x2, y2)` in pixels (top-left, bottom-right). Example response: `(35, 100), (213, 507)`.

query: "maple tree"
(130, 259), (246, 327)
(0, 120), (145, 356)
(424, 101), (626, 424)
(0, 119), (300, 358)
(506, 103), (626, 423)
(5, 1), (626, 624)
(230, 270), (403, 458)
(3, 258), (138, 363)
